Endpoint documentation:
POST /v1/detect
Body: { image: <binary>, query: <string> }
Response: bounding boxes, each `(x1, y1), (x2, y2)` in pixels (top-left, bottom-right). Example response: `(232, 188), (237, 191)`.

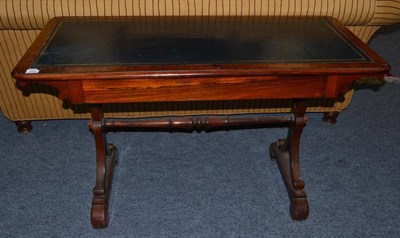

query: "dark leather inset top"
(34, 18), (370, 67)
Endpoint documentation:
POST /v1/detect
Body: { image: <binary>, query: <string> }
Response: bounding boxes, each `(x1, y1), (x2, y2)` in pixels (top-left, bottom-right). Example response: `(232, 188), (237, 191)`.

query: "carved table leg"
(88, 105), (118, 229)
(270, 100), (309, 221)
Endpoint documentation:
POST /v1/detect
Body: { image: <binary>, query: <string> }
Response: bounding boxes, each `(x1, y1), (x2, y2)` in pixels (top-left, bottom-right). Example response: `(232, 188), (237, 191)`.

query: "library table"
(13, 16), (389, 228)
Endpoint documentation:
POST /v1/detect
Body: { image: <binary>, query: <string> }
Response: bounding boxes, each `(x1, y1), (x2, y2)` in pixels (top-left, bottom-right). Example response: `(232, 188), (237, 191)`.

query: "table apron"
(82, 75), (328, 103)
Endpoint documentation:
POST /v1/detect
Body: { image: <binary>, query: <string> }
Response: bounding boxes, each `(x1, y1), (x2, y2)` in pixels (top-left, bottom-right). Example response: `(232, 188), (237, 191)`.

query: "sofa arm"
(1, 0), (400, 30)
(369, 0), (400, 25)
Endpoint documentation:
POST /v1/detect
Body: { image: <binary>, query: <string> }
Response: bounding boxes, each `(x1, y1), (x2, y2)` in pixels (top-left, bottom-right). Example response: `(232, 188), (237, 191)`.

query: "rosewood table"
(12, 16), (389, 228)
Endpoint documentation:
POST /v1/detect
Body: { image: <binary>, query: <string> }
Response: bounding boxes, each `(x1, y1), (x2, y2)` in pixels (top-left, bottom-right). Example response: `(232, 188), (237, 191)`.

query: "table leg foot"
(91, 144), (118, 229)
(91, 204), (108, 229)
(270, 141), (309, 221)
(290, 197), (309, 221)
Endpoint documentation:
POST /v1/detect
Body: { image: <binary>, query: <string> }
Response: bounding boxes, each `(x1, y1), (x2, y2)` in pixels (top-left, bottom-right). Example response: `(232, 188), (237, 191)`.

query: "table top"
(34, 18), (368, 66)
(12, 16), (390, 104)
(13, 16), (389, 80)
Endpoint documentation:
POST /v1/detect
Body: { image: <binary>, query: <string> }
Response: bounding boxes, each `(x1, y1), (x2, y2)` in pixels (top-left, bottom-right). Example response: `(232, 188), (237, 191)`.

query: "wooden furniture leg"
(322, 111), (339, 125)
(270, 100), (309, 220)
(88, 105), (118, 229)
(15, 120), (33, 133)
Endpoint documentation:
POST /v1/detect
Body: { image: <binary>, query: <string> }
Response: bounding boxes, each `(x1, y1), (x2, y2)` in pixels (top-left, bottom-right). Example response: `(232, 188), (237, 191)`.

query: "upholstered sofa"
(1, 0), (400, 132)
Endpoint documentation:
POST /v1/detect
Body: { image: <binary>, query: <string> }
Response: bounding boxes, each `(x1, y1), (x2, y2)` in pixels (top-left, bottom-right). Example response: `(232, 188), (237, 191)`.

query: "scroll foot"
(91, 204), (109, 229)
(290, 197), (309, 221)
(270, 139), (309, 221)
